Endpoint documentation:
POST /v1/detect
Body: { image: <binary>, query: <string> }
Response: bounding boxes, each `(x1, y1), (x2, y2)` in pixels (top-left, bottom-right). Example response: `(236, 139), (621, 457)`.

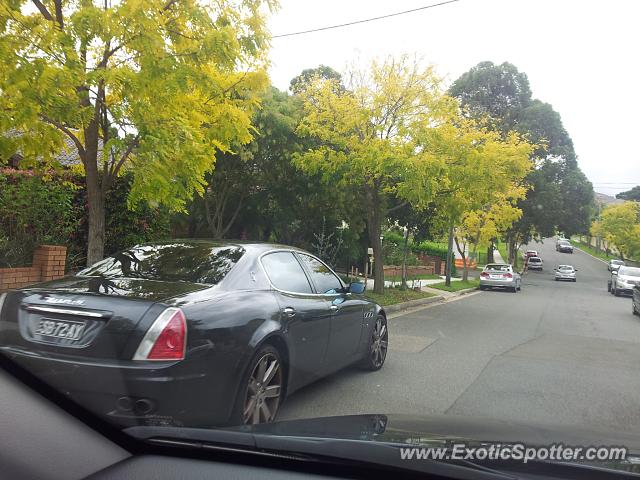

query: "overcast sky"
(266, 0), (639, 196)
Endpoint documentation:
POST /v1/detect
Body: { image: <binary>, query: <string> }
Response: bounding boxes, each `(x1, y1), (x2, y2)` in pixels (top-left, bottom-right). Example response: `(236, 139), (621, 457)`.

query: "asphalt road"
(279, 239), (640, 433)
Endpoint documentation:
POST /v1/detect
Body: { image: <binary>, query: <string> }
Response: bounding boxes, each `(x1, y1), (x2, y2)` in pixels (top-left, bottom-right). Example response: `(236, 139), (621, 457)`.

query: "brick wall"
(0, 245), (67, 292)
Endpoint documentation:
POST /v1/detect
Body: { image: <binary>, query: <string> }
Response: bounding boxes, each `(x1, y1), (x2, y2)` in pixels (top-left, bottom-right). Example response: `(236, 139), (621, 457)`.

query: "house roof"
(3, 128), (105, 167)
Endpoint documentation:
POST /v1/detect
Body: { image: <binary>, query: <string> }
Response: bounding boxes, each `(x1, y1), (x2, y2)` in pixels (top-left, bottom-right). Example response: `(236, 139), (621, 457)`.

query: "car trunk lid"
(0, 276), (210, 360)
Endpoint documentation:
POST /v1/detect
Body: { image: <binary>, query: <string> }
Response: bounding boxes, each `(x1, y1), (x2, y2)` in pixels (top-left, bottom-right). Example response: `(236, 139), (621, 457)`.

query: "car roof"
(135, 239), (308, 255)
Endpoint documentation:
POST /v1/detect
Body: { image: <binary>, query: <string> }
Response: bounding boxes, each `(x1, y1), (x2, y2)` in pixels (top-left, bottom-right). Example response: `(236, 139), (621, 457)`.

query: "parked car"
(633, 286), (640, 316)
(0, 241), (387, 427)
(522, 250), (538, 260)
(554, 265), (577, 282)
(479, 263), (522, 292)
(609, 265), (640, 296)
(556, 240), (574, 253)
(608, 259), (625, 272)
(527, 256), (543, 270)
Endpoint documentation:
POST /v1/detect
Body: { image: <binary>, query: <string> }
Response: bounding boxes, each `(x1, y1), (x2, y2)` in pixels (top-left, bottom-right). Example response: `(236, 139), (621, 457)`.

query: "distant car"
(527, 256), (543, 270)
(556, 241), (573, 253)
(609, 265), (640, 296)
(554, 264), (577, 282)
(523, 250), (538, 260)
(608, 259), (625, 272)
(633, 286), (640, 316)
(479, 264), (522, 292)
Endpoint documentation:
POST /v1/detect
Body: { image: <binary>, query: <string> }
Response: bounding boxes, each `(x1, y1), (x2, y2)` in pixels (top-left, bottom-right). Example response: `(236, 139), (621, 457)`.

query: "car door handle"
(282, 307), (296, 317)
(329, 305), (339, 311)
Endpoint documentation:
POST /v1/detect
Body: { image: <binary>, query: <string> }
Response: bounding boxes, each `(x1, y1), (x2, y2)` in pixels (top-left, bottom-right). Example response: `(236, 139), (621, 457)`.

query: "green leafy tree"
(0, 0), (274, 265)
(592, 202), (640, 261)
(294, 56), (453, 293)
(289, 65), (342, 94)
(450, 61), (594, 259)
(617, 186), (640, 202)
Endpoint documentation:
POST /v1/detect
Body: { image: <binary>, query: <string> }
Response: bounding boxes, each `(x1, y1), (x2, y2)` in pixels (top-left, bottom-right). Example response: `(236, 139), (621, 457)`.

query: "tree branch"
(387, 201), (408, 213)
(31, 0), (53, 21)
(39, 115), (86, 163)
(53, 0), (64, 29)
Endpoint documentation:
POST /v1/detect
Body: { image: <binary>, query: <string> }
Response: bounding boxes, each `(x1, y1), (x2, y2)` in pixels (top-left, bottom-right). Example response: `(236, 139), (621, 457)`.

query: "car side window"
(297, 254), (343, 294)
(261, 252), (312, 294)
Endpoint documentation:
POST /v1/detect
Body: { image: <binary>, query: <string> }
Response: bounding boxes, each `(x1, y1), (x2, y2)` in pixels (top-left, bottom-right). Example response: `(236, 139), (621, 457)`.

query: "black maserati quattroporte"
(0, 241), (388, 427)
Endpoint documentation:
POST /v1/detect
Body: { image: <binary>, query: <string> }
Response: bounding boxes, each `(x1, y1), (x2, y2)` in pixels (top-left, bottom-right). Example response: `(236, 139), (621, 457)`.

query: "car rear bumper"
(479, 278), (517, 288)
(528, 265), (543, 270)
(555, 275), (576, 281)
(0, 345), (244, 428)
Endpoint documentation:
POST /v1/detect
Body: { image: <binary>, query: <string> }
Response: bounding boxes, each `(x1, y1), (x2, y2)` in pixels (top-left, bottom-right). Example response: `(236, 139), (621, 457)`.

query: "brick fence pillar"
(32, 245), (67, 282)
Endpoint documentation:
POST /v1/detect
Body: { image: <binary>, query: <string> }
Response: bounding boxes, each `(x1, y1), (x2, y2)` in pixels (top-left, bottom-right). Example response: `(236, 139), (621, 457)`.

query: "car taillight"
(504, 273), (513, 278)
(480, 272), (489, 278)
(133, 307), (186, 361)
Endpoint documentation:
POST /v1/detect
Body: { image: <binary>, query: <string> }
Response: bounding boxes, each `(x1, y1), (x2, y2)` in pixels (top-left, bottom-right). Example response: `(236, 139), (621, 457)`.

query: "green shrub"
(412, 240), (449, 259)
(0, 171), (80, 267)
(0, 170), (171, 269)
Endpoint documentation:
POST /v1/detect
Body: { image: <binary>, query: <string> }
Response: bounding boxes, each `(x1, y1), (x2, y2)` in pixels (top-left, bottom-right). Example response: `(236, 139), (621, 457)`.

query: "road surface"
(279, 239), (640, 433)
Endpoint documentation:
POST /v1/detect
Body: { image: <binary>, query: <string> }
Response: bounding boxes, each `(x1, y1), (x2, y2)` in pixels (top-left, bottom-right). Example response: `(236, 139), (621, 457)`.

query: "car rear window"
(529, 258), (542, 262)
(78, 243), (245, 284)
(558, 266), (574, 271)
(485, 264), (510, 272)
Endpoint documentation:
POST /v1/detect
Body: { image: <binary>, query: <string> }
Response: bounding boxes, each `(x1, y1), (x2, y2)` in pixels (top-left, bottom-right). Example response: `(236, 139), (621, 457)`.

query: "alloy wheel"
(242, 352), (282, 425)
(370, 316), (388, 368)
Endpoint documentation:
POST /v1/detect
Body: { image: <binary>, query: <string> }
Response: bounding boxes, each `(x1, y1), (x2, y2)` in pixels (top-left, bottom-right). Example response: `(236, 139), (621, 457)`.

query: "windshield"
(2, 0), (640, 476)
(78, 244), (245, 284)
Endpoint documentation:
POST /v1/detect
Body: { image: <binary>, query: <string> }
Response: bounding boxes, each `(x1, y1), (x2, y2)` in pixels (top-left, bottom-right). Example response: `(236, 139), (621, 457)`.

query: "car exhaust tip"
(116, 396), (133, 412)
(134, 398), (155, 415)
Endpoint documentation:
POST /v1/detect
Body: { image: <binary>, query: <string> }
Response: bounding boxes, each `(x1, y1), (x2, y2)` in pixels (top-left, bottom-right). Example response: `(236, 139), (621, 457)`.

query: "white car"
(554, 265), (577, 282)
(527, 256), (543, 270)
(479, 264), (522, 292)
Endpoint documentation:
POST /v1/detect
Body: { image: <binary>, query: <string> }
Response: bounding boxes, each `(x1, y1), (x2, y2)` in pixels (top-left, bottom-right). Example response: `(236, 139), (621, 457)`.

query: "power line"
(272, 0), (461, 38)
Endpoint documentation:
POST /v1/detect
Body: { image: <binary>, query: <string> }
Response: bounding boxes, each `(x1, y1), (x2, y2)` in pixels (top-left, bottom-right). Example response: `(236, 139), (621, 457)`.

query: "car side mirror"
(348, 282), (366, 294)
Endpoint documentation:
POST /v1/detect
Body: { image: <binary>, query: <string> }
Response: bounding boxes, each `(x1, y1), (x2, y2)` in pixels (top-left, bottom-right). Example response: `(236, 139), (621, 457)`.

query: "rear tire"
(230, 344), (284, 426)
(614, 286), (620, 297)
(360, 314), (388, 371)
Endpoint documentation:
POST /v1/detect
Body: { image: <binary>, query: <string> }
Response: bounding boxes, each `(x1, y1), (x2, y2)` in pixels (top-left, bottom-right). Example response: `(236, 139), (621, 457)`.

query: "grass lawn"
(429, 279), (480, 292)
(572, 239), (616, 262)
(365, 288), (436, 306)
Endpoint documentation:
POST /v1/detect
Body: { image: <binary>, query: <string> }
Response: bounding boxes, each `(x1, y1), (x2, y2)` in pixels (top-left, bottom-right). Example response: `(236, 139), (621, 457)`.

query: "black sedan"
(0, 241), (388, 427)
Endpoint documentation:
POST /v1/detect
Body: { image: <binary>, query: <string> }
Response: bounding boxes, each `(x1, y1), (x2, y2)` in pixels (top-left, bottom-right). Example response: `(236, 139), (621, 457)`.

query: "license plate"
(35, 319), (85, 341)
(490, 275), (502, 279)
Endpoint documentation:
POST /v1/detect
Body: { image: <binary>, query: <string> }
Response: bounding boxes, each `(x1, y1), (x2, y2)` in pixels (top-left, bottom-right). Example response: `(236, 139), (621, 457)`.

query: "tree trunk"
(487, 242), (494, 264)
(445, 222), (454, 287)
(84, 122), (106, 267)
(400, 228), (409, 290)
(454, 236), (468, 282)
(365, 185), (384, 294)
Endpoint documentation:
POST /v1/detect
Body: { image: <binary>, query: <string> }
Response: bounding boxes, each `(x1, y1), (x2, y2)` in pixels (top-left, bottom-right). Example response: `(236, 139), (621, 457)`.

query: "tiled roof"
(3, 128), (105, 166)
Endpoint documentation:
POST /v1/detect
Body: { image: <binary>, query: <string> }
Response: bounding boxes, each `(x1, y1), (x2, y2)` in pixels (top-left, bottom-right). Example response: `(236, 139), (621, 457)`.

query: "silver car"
(480, 263), (522, 292)
(610, 266), (640, 296)
(554, 264), (577, 282)
(608, 259), (625, 272)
